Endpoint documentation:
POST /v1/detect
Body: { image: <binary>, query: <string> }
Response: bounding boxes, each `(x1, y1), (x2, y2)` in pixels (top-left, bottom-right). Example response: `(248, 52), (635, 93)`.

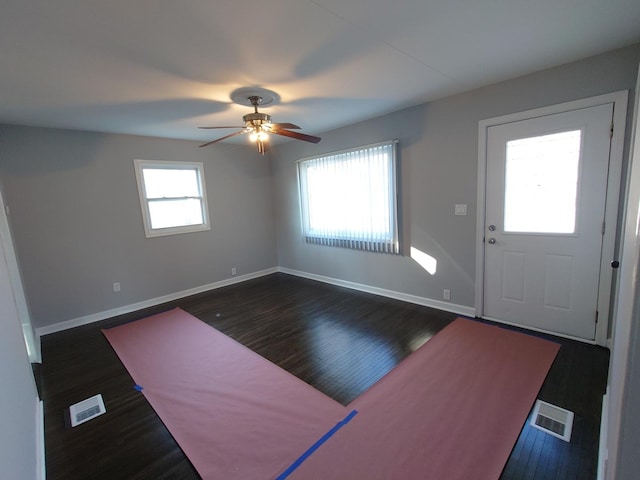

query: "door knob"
(488, 238), (496, 244)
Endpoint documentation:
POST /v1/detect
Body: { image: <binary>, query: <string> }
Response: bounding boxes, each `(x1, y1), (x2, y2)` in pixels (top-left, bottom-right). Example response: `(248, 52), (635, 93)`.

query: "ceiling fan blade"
(198, 130), (246, 148)
(272, 128), (321, 144)
(198, 126), (245, 129)
(270, 122), (300, 129)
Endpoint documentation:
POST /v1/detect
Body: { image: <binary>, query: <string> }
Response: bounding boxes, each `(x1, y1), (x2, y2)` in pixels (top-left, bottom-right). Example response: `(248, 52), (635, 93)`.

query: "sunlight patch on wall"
(410, 246), (437, 275)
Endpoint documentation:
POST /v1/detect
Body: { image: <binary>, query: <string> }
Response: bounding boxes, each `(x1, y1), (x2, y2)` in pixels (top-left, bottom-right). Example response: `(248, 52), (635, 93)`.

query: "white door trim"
(476, 91), (628, 346)
(0, 186), (39, 362)
(603, 63), (640, 480)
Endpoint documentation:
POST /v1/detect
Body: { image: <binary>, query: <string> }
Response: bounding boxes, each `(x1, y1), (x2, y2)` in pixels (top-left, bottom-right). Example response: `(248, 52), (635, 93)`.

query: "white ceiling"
(1, 0), (639, 145)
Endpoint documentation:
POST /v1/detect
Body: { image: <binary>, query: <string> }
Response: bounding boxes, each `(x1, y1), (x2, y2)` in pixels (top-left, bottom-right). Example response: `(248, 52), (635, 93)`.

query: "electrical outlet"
(113, 282), (121, 292)
(443, 289), (451, 300)
(231, 267), (237, 276)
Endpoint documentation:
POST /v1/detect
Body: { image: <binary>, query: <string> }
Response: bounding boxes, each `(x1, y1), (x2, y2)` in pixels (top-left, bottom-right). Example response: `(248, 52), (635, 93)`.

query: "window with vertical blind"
(297, 140), (400, 254)
(134, 160), (210, 238)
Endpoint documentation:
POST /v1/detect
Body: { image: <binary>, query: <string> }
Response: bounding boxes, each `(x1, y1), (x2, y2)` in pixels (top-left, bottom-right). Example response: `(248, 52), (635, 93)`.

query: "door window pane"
(504, 130), (581, 234)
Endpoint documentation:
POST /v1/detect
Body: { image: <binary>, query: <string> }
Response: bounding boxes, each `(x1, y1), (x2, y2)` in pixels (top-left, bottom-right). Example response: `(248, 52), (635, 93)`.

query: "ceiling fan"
(198, 95), (321, 154)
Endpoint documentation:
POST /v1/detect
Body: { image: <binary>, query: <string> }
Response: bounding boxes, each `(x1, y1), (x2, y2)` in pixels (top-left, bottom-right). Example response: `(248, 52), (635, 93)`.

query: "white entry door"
(483, 103), (614, 340)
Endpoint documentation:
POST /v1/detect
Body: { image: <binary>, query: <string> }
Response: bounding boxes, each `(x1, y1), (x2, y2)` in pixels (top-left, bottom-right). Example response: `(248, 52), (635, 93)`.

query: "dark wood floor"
(39, 273), (609, 479)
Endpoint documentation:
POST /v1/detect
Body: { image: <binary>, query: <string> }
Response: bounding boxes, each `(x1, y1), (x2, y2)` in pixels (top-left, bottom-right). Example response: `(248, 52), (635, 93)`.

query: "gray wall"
(0, 127), (277, 328)
(0, 212), (39, 479)
(272, 44), (640, 310)
(0, 47), (638, 329)
(0, 43), (638, 480)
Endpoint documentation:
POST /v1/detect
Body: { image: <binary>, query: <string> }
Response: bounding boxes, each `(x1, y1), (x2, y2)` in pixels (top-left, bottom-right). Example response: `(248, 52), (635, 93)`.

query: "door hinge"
(595, 310), (599, 324)
(610, 122), (614, 139)
(602, 220), (606, 235)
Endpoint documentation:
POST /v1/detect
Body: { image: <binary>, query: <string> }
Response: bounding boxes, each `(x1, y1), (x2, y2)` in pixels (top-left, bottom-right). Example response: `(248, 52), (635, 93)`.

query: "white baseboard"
(36, 266), (476, 337)
(278, 267), (476, 318)
(36, 399), (45, 480)
(598, 390), (609, 480)
(33, 332), (42, 364)
(36, 268), (278, 336)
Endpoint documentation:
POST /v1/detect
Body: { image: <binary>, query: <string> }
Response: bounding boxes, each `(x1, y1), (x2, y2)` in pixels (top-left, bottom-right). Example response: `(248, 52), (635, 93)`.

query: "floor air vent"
(69, 394), (106, 427)
(530, 399), (573, 442)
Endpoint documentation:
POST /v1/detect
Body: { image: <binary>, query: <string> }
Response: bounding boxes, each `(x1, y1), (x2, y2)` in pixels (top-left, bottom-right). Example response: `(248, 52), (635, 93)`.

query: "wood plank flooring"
(39, 273), (609, 479)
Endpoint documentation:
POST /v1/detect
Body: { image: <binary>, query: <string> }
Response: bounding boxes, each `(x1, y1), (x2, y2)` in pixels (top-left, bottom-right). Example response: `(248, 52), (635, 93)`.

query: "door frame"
(0, 185), (39, 362)
(475, 91), (628, 346)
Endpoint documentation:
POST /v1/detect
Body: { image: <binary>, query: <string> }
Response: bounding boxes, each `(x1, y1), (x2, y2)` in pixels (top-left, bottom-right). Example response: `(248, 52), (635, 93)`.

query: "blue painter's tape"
(134, 384), (143, 391)
(275, 409), (358, 480)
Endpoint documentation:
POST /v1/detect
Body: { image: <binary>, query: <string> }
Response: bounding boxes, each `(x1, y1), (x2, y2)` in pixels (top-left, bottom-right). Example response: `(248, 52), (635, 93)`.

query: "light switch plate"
(455, 204), (467, 216)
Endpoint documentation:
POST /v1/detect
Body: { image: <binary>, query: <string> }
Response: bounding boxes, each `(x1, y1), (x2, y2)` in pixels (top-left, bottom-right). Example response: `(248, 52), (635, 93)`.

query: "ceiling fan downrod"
(248, 95), (263, 112)
(243, 96), (271, 128)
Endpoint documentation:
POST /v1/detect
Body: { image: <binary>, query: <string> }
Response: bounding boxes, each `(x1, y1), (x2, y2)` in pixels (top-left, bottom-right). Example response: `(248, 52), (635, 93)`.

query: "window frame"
(134, 159), (211, 238)
(297, 140), (400, 254)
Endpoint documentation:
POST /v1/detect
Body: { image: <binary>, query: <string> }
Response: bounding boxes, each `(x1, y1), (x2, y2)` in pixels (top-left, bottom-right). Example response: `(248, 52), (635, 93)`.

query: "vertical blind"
(298, 140), (399, 254)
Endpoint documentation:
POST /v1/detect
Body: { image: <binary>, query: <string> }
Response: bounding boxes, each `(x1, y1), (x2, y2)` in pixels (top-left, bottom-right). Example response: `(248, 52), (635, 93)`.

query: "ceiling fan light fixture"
(249, 129), (269, 142)
(199, 89), (321, 151)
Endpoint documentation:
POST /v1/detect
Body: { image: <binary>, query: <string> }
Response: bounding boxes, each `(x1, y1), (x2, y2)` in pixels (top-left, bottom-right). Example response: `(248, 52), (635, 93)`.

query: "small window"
(134, 160), (210, 238)
(298, 140), (400, 254)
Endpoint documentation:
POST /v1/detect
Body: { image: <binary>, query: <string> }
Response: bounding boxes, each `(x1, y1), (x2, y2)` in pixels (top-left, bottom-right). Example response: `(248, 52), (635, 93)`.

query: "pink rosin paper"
(289, 318), (559, 480)
(103, 308), (348, 480)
